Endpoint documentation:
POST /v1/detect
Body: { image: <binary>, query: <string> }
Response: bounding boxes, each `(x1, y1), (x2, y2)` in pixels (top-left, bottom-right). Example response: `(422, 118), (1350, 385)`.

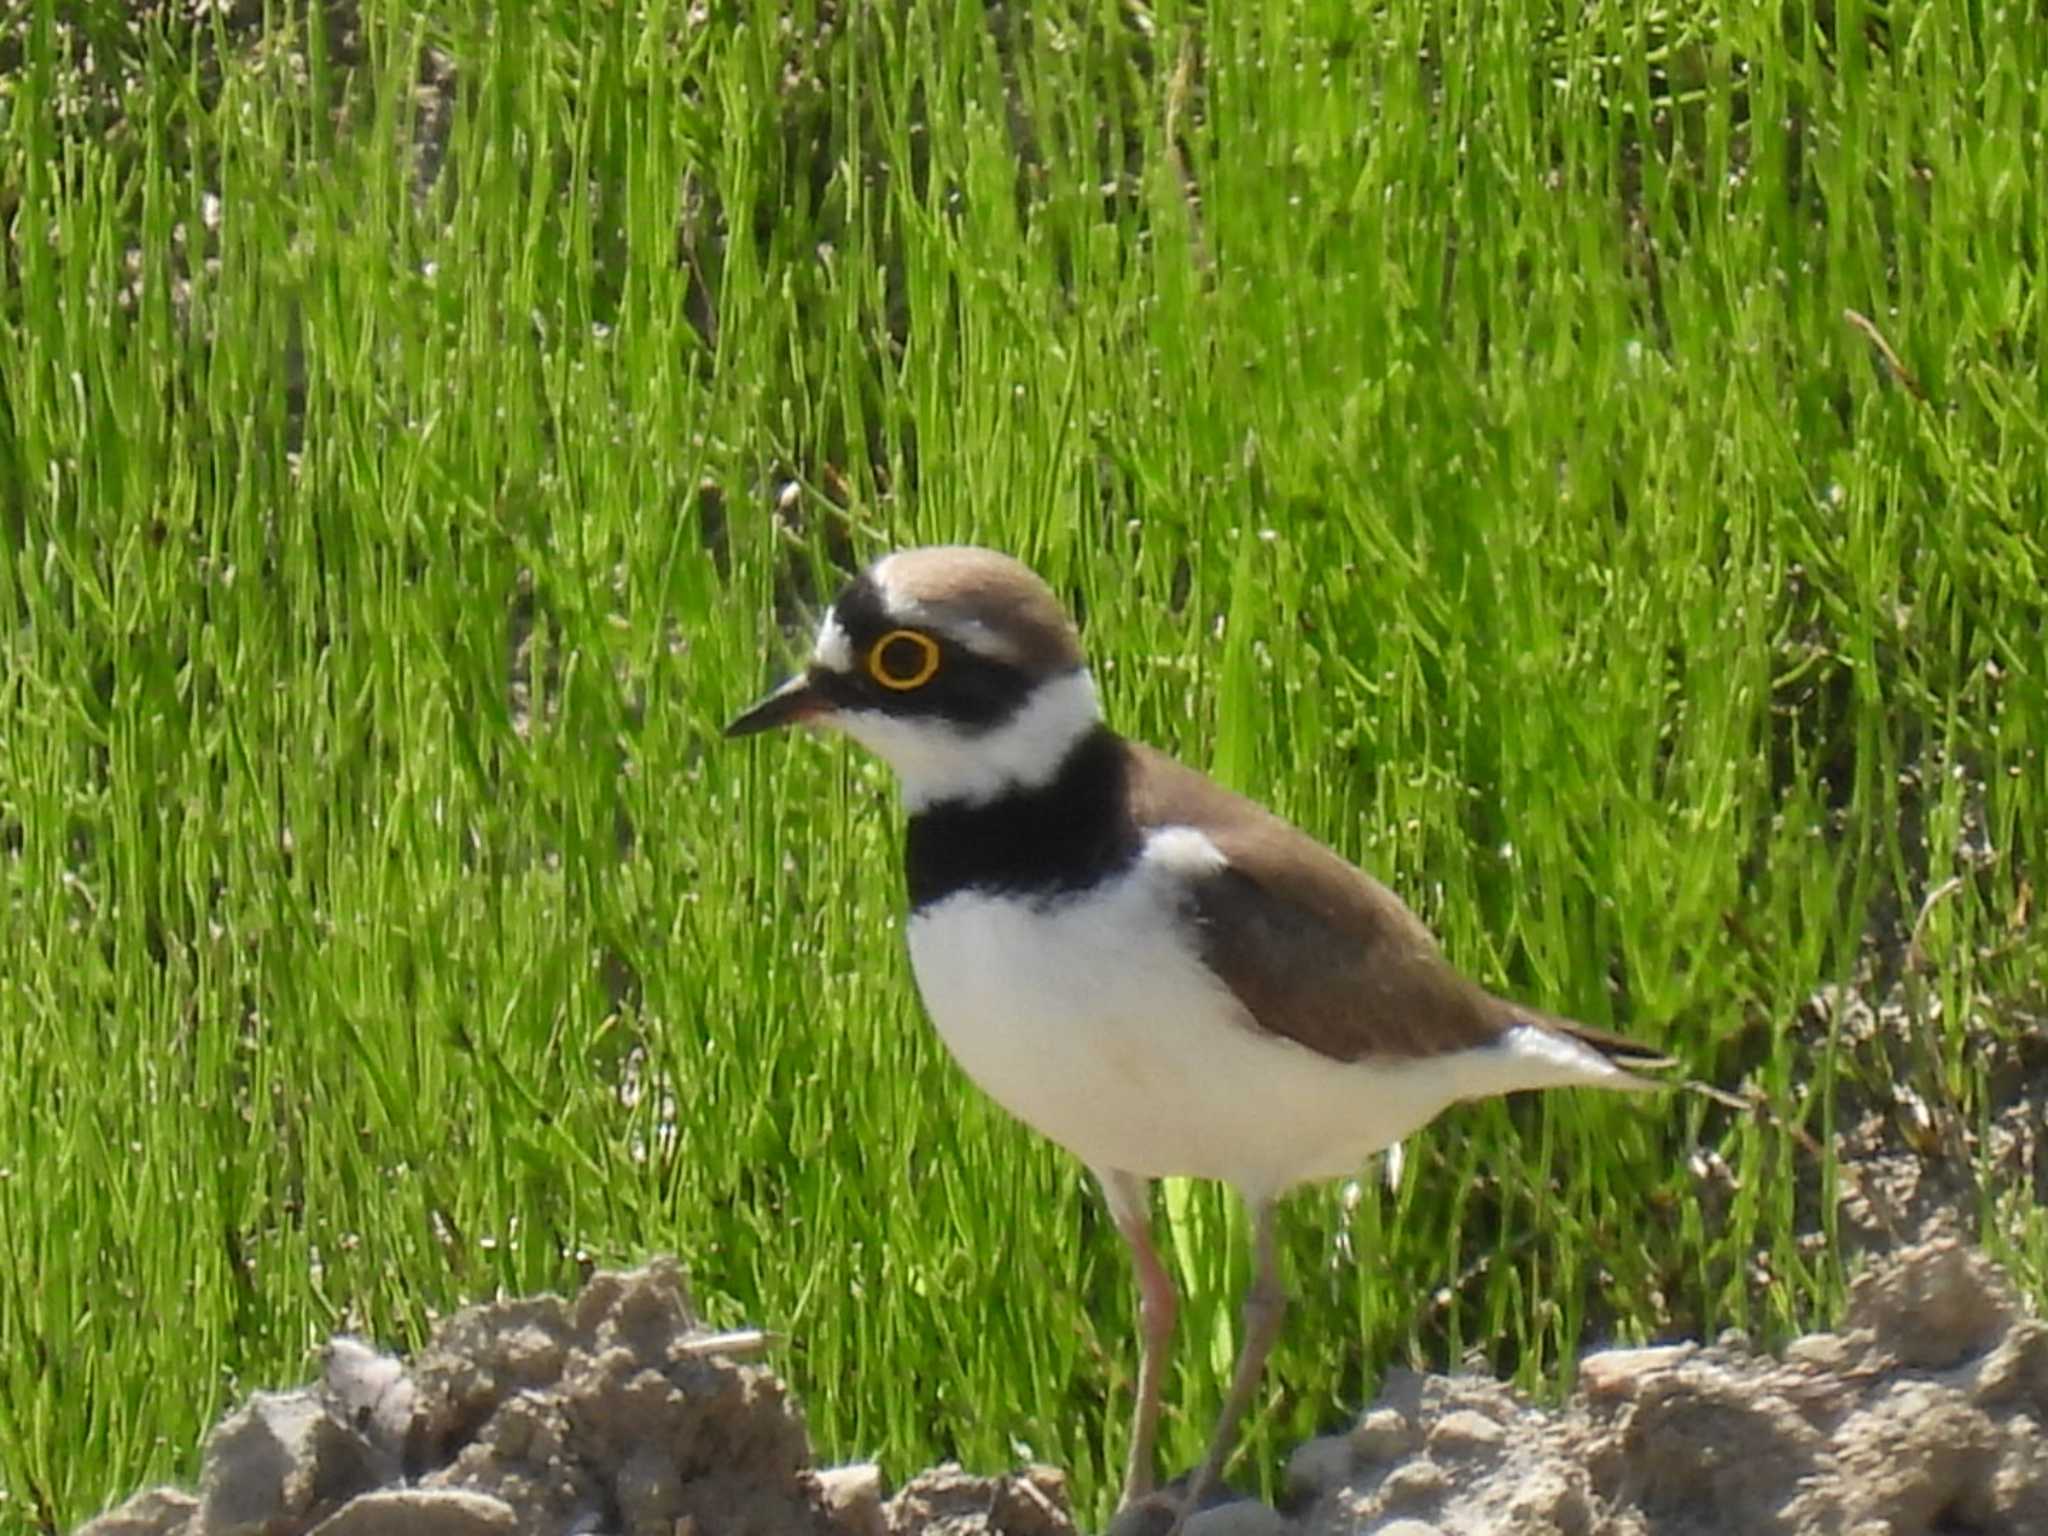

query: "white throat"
(829, 668), (1102, 811)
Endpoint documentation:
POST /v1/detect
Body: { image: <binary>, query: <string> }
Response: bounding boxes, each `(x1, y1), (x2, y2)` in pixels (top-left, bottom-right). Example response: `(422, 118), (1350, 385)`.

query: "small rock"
(1283, 1433), (1354, 1498)
(1425, 1409), (1504, 1455)
(1349, 1407), (1419, 1463)
(1967, 1318), (2048, 1409)
(1377, 1458), (1449, 1509)
(987, 1465), (1072, 1536)
(73, 1488), (198, 1536)
(1784, 1332), (1854, 1372)
(1180, 1498), (1285, 1536)
(815, 1462), (887, 1536)
(1576, 1344), (1696, 1398)
(309, 1488), (517, 1536)
(198, 1389), (380, 1536)
(884, 1464), (1076, 1536)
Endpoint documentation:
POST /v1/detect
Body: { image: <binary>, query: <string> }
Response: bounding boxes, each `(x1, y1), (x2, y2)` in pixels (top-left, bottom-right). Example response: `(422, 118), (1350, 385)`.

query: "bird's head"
(726, 546), (1102, 810)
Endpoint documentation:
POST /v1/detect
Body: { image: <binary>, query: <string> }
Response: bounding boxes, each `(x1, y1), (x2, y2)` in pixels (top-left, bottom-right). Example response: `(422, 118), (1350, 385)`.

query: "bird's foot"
(1105, 1486), (1185, 1536)
(1107, 1473), (1258, 1536)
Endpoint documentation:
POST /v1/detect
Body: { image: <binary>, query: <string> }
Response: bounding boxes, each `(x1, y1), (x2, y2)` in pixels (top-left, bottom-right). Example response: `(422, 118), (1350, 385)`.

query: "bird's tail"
(1550, 1015), (1679, 1075)
(1537, 1010), (1748, 1109)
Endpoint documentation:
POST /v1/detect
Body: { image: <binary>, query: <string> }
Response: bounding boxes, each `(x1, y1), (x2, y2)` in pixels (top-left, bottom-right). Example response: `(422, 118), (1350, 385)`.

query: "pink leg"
(1098, 1169), (1178, 1507)
(1180, 1195), (1284, 1515)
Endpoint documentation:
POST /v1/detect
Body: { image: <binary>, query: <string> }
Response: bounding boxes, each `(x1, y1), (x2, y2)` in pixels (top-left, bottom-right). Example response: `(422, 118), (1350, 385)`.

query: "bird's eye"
(867, 629), (941, 691)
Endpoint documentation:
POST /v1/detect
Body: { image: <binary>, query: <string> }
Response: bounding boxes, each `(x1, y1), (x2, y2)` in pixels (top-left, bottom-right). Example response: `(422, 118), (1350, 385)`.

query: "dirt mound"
(75, 1258), (1073, 1536)
(1270, 1232), (2048, 1536)
(75, 1237), (2045, 1536)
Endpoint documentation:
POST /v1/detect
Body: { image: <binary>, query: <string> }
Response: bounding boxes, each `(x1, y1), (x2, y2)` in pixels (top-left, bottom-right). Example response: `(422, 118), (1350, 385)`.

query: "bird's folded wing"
(1125, 743), (1512, 1063)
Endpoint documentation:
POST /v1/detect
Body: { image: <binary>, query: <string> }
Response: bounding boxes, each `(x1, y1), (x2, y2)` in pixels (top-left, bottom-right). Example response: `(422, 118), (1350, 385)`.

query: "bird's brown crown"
(867, 546), (1085, 676)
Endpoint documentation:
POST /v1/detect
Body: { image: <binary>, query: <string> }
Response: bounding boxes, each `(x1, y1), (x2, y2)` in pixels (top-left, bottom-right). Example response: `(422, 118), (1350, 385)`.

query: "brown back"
(1126, 744), (1515, 1063)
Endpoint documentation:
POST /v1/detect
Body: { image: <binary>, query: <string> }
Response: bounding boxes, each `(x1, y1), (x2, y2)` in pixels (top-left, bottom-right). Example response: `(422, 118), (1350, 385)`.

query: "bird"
(725, 545), (1672, 1522)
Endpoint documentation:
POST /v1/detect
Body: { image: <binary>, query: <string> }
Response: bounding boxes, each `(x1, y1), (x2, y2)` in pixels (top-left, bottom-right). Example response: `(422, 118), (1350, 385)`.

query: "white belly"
(903, 843), (1488, 1199)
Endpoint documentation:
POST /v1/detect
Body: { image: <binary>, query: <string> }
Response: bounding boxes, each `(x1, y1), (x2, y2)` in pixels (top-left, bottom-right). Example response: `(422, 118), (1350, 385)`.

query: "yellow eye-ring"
(867, 629), (941, 690)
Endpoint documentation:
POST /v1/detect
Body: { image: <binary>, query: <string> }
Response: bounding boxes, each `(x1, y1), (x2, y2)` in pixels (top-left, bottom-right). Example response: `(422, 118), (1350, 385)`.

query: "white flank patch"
(1143, 825), (1229, 878)
(830, 667), (1102, 810)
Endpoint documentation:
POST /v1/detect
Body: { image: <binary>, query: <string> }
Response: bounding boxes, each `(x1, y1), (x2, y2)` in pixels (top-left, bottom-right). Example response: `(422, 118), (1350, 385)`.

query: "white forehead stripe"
(869, 560), (942, 630)
(870, 553), (913, 607)
(866, 557), (1008, 662)
(813, 610), (855, 673)
(820, 566), (987, 670)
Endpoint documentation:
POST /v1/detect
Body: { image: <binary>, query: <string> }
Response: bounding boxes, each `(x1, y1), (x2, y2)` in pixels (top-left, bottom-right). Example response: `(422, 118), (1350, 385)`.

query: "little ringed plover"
(727, 545), (1671, 1518)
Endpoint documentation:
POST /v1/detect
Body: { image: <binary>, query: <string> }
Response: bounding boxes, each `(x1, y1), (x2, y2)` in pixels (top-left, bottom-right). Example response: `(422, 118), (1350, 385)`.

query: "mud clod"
(77, 1260), (862, 1536)
(308, 1488), (518, 1536)
(880, 1466), (1076, 1536)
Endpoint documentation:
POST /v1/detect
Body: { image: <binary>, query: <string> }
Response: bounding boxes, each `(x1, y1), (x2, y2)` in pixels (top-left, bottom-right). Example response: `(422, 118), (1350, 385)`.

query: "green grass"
(3, 1), (2044, 1529)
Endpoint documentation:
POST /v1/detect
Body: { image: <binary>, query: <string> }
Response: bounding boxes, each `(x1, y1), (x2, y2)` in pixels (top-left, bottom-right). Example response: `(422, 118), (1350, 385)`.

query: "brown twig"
(1164, 32), (1212, 278)
(1843, 308), (1928, 403)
